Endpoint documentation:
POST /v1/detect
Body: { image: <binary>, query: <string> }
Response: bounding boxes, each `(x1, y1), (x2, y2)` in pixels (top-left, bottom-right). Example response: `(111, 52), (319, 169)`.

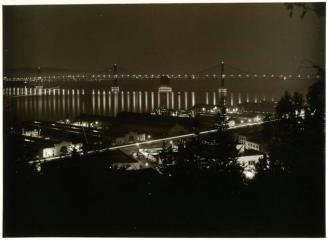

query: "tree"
(306, 67), (325, 121)
(285, 3), (326, 19)
(60, 146), (68, 155)
(159, 141), (174, 166)
(275, 91), (305, 120)
(264, 91), (304, 173)
(259, 73), (324, 177)
(171, 111), (242, 176)
(276, 91), (294, 119)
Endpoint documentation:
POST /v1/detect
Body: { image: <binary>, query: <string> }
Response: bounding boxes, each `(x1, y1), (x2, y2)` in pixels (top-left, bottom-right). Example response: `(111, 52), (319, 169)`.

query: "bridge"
(4, 61), (320, 116)
(4, 61), (320, 83)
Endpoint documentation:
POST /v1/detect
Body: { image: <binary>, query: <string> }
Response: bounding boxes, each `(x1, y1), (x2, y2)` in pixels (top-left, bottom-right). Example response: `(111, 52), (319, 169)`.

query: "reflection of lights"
(145, 162), (149, 167)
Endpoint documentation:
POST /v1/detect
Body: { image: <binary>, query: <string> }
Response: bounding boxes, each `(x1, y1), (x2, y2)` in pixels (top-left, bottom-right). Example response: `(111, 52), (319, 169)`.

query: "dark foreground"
(3, 143), (325, 237)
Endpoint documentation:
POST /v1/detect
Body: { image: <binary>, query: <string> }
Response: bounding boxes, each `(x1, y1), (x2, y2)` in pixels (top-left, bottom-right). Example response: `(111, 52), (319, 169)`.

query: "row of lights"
(4, 74), (321, 81)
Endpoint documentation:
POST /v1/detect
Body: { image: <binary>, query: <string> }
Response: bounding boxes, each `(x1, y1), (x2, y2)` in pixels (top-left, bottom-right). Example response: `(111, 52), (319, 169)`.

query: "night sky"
(3, 3), (325, 93)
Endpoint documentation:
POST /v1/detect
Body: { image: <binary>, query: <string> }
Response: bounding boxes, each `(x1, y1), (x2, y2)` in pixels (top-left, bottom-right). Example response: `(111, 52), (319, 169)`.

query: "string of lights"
(4, 63), (321, 82)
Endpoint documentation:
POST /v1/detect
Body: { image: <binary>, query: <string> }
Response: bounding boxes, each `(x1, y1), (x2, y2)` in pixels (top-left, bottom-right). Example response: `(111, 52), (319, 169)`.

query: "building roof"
(240, 102), (277, 113)
(112, 112), (194, 136)
(24, 137), (61, 148)
(232, 125), (265, 144)
(107, 150), (138, 164)
(75, 114), (115, 123)
(239, 149), (264, 157)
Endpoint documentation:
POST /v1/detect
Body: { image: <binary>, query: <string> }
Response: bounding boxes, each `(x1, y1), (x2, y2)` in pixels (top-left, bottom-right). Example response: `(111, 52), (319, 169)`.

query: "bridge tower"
(111, 64), (119, 116)
(111, 64), (120, 93)
(218, 61), (227, 109)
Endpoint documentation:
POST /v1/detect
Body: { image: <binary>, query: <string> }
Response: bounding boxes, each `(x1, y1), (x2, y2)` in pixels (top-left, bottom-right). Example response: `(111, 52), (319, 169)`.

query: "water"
(3, 87), (272, 122)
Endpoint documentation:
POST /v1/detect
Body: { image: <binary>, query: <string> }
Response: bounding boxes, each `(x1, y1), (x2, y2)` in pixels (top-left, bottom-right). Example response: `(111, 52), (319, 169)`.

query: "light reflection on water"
(3, 87), (257, 122)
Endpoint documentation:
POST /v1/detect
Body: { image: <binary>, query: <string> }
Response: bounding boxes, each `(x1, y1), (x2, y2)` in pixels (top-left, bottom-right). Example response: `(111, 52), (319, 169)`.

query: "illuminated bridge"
(3, 62), (321, 83)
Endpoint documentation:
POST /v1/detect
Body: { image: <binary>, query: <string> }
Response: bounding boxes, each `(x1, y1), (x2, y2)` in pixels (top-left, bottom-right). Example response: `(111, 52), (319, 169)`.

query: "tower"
(218, 61), (227, 108)
(111, 64), (119, 116)
(111, 64), (120, 93)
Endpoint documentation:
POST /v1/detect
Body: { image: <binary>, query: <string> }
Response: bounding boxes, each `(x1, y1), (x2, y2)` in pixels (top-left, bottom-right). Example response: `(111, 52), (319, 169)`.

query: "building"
(113, 130), (148, 145)
(22, 128), (42, 138)
(237, 149), (264, 179)
(238, 135), (261, 151)
(108, 150), (143, 170)
(110, 157), (142, 170)
(41, 141), (82, 158)
(40, 140), (82, 158)
(71, 114), (114, 129)
(113, 112), (192, 138)
(232, 124), (267, 152)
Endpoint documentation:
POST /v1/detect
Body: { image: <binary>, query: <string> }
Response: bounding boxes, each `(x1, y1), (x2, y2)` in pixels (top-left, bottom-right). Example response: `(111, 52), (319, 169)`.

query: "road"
(103, 121), (269, 150)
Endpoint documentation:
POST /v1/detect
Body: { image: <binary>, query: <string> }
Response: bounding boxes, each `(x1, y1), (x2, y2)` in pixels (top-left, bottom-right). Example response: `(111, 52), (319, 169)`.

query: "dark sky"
(4, 3), (324, 73)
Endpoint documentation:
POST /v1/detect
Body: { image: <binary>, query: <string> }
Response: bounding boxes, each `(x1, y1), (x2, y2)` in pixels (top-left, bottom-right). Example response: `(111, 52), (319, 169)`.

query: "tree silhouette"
(285, 3), (325, 19)
(259, 72), (324, 178)
(60, 146), (68, 155)
(169, 111), (242, 177)
(159, 141), (174, 166)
